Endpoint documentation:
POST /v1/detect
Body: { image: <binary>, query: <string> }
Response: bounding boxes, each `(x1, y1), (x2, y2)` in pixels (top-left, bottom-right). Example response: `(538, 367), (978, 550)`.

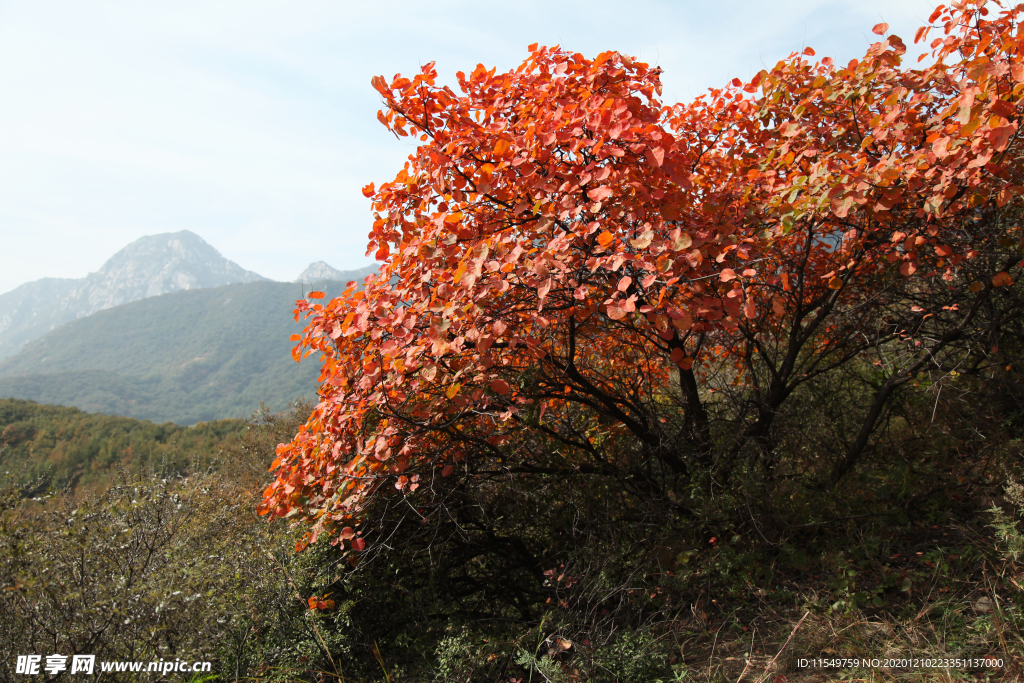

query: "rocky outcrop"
(295, 261), (378, 284)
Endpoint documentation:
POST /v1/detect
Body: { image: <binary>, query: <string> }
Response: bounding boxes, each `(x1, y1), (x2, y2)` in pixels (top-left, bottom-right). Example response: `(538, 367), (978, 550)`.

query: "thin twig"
(734, 625), (758, 683)
(754, 611), (809, 683)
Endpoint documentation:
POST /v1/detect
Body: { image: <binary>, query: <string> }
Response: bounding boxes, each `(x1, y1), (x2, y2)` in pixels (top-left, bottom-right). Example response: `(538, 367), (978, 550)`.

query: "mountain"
(296, 261), (377, 283)
(0, 231), (266, 361)
(0, 278), (363, 425)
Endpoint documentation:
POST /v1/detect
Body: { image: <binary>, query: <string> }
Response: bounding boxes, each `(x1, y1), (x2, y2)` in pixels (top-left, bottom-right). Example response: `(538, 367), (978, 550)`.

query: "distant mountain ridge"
(0, 231), (265, 360)
(297, 261), (350, 283)
(0, 279), (361, 425)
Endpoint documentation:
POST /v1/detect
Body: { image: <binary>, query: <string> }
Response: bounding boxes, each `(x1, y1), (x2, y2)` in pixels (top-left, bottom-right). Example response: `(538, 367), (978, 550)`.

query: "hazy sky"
(0, 0), (939, 294)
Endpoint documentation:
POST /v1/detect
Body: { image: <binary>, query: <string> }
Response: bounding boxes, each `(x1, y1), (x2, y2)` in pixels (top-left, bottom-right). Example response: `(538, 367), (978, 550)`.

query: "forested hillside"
(0, 276), (371, 424)
(0, 399), (244, 490)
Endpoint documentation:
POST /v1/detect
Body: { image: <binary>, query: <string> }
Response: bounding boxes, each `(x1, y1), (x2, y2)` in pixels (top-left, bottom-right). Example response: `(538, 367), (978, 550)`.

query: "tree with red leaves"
(261, 2), (1024, 556)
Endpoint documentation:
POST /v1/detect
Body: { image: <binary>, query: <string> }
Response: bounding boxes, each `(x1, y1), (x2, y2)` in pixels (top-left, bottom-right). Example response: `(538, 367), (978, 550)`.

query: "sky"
(0, 0), (940, 294)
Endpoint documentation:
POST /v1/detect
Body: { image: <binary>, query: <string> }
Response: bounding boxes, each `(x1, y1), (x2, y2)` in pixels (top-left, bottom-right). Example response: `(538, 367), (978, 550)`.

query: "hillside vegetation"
(1, 397), (1020, 682)
(5, 6), (1024, 682)
(0, 278), (367, 425)
(0, 398), (245, 490)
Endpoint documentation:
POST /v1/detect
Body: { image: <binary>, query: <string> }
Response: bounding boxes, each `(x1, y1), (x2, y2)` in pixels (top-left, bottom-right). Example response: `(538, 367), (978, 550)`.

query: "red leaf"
(489, 378), (511, 395)
(872, 23), (888, 35)
(351, 538), (366, 552)
(743, 298), (757, 319)
(587, 186), (613, 202)
(606, 302), (627, 320)
(719, 268), (737, 282)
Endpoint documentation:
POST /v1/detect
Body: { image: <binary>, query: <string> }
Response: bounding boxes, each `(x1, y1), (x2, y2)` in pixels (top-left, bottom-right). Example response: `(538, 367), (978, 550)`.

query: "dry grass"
(668, 577), (1022, 683)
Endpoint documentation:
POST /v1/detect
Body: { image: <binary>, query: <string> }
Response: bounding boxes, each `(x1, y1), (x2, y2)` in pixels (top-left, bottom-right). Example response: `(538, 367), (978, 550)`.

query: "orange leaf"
(872, 23), (888, 35)
(831, 196), (853, 218)
(670, 229), (692, 251)
(719, 268), (737, 282)
(308, 291), (325, 299)
(992, 272), (1013, 287)
(597, 231), (615, 248)
(989, 125), (1015, 152)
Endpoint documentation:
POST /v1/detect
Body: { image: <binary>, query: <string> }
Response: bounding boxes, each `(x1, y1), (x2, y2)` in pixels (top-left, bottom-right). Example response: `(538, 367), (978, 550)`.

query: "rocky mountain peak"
(296, 261), (379, 284)
(84, 230), (264, 309)
(0, 231), (266, 360)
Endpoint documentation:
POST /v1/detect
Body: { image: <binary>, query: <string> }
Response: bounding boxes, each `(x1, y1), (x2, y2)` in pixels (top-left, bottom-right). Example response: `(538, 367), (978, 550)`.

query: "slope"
(0, 273), (374, 425)
(0, 398), (246, 491)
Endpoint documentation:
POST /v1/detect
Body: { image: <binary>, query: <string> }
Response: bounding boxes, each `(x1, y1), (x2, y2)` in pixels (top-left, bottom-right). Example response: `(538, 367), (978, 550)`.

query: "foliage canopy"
(261, 2), (1024, 561)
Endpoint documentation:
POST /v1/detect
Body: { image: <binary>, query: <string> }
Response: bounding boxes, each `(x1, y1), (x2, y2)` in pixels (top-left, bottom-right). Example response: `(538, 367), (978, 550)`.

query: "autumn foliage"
(260, 1), (1024, 552)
